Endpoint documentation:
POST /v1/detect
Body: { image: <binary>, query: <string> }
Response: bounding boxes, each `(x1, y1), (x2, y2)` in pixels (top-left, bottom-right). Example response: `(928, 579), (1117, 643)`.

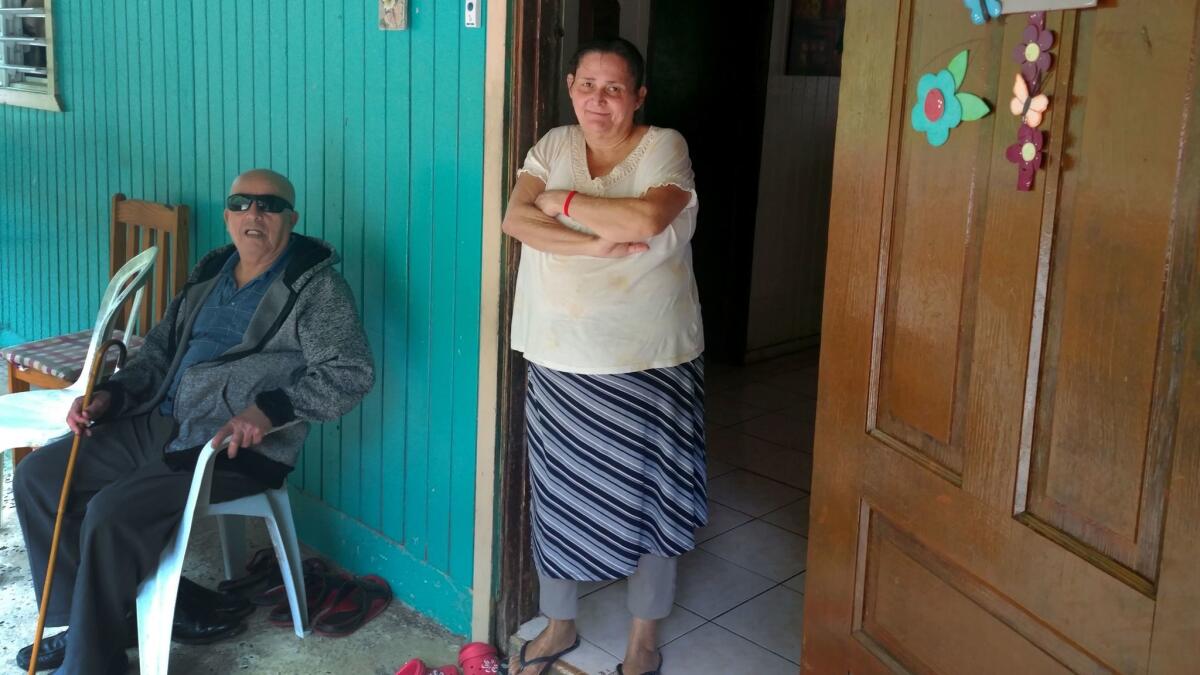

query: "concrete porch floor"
(0, 453), (464, 675)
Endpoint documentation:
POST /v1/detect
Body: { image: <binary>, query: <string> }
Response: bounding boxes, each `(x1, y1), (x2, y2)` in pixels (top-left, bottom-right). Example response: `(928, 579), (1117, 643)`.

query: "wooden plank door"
(803, 1), (1200, 673)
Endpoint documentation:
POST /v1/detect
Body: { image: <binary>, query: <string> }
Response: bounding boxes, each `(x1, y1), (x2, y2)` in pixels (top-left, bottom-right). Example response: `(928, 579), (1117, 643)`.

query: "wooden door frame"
(491, 0), (565, 646)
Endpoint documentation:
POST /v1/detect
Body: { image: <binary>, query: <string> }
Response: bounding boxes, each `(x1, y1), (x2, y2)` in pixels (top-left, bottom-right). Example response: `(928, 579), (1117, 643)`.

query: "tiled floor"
(516, 349), (819, 674)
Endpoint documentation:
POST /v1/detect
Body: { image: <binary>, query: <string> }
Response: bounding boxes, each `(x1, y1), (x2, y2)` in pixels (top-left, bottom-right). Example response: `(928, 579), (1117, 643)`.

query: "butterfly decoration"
(1010, 73), (1049, 128)
(964, 0), (1003, 25)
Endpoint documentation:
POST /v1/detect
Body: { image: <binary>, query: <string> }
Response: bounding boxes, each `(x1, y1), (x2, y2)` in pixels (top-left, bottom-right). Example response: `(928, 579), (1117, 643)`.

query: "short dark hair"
(567, 37), (645, 89)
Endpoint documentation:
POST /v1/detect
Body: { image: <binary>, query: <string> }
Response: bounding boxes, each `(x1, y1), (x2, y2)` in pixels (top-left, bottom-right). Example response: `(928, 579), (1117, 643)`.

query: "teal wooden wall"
(0, 0), (485, 634)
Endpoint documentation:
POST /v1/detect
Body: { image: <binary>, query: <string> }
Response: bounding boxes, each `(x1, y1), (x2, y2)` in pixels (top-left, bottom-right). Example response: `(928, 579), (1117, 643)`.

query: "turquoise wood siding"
(0, 0), (485, 634)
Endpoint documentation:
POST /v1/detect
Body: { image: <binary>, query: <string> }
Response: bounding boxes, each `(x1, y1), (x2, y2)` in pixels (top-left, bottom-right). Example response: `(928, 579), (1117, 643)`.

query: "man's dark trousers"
(14, 412), (266, 672)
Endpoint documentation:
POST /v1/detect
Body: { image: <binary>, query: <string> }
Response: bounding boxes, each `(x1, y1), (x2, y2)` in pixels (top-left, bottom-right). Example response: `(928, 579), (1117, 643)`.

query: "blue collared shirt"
(160, 238), (294, 415)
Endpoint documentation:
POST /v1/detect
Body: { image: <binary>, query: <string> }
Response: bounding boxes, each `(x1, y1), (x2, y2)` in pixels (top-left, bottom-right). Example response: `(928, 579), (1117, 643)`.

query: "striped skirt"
(526, 357), (708, 581)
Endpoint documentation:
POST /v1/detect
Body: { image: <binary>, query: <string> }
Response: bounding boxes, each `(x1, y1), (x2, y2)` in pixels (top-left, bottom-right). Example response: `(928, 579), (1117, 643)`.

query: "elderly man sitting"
(13, 169), (374, 674)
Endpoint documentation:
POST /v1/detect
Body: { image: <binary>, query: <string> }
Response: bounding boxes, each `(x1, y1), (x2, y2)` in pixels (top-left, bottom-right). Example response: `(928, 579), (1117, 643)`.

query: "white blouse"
(511, 125), (704, 374)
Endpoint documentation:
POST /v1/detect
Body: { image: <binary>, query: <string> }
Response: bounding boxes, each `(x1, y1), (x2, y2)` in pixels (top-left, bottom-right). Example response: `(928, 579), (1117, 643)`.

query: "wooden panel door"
(803, 1), (1200, 673)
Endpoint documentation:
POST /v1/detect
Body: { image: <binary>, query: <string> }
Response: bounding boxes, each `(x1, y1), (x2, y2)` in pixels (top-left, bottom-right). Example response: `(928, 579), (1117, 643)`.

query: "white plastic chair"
(0, 248), (156, 529)
(0, 246), (158, 452)
(135, 423), (308, 675)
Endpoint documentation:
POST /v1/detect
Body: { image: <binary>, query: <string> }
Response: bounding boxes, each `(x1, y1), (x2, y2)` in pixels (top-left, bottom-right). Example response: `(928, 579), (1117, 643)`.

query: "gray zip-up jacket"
(98, 235), (374, 474)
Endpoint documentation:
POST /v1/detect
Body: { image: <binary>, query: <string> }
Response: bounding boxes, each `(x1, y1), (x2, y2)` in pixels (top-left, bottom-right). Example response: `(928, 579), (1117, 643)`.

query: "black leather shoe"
(15, 630), (68, 672)
(171, 604), (246, 645)
(178, 576), (254, 620)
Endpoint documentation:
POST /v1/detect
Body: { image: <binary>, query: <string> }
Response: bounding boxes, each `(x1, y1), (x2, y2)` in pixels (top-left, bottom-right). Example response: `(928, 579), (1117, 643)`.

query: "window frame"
(0, 0), (62, 112)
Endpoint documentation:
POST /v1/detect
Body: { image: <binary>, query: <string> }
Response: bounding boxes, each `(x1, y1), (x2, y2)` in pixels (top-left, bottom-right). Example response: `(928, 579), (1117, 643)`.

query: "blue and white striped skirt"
(526, 357), (708, 581)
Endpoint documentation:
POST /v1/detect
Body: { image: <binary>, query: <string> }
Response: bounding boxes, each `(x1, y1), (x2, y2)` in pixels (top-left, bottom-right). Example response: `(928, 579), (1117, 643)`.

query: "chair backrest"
(111, 194), (190, 337)
(74, 247), (158, 391)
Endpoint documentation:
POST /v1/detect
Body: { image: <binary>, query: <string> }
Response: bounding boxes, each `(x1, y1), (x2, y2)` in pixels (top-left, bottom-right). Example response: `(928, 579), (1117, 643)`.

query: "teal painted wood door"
(0, 0), (486, 633)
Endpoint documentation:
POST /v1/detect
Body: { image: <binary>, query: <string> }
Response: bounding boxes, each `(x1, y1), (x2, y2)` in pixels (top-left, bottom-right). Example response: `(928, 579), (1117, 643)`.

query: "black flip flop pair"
(514, 637), (662, 674)
(513, 636), (580, 675)
(217, 547), (283, 596)
(254, 557), (332, 608)
(616, 654), (664, 675)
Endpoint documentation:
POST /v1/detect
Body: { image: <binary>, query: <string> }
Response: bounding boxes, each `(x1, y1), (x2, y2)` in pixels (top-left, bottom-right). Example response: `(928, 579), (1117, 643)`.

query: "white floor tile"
(659, 622), (798, 674)
(714, 585), (805, 664)
(559, 638), (621, 674)
(696, 500), (753, 544)
(733, 403), (816, 453)
(705, 392), (769, 427)
(710, 432), (812, 491)
(706, 457), (736, 480)
(760, 497), (810, 536)
(741, 449), (812, 492)
(707, 363), (768, 394)
(575, 580), (706, 659)
(783, 571), (806, 594)
(701, 520), (808, 582)
(675, 549), (775, 619)
(765, 365), (819, 400)
(707, 470), (803, 517)
(715, 381), (802, 412)
(517, 616), (549, 641)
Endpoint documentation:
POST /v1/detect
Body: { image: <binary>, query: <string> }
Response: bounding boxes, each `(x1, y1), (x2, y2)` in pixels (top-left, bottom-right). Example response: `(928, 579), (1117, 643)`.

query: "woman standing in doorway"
(502, 38), (706, 675)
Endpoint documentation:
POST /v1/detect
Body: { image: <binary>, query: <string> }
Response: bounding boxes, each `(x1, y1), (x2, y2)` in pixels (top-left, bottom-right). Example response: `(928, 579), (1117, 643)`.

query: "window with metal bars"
(0, 0), (61, 111)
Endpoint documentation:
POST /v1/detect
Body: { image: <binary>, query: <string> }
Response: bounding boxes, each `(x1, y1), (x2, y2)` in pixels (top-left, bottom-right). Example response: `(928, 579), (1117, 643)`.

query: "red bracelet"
(563, 190), (578, 217)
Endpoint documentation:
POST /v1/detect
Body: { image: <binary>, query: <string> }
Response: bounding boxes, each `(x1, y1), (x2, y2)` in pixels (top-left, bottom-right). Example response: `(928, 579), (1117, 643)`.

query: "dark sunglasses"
(225, 193), (294, 214)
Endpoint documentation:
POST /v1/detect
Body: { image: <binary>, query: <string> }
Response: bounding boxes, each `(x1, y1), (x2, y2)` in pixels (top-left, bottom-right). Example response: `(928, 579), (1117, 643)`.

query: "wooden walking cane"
(28, 337), (128, 675)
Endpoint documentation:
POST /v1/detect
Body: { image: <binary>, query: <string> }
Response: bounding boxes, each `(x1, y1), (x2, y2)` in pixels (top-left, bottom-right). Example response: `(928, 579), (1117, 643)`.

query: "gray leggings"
(539, 554), (677, 621)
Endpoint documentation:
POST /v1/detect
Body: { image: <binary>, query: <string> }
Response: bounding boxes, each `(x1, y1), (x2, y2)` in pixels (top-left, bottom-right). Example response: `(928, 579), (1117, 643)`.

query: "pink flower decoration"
(1014, 20), (1054, 90)
(1006, 125), (1045, 191)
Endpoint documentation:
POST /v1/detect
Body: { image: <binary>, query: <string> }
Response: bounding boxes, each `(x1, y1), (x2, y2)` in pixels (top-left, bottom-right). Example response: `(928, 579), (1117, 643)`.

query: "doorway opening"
(495, 1), (844, 669)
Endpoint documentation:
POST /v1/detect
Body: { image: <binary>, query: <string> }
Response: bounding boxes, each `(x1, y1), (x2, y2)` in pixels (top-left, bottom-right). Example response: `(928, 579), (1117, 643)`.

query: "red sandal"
(313, 574), (393, 637)
(457, 642), (502, 674)
(396, 657), (461, 675)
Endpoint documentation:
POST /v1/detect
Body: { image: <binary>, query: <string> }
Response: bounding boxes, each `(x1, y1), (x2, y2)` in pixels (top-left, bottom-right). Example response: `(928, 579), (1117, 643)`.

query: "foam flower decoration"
(1010, 73), (1050, 128)
(911, 50), (992, 147)
(1013, 21), (1054, 88)
(1006, 125), (1044, 191)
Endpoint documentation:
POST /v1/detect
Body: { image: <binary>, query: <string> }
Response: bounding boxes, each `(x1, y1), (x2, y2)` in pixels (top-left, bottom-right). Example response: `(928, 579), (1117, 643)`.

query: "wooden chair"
(0, 194), (188, 465)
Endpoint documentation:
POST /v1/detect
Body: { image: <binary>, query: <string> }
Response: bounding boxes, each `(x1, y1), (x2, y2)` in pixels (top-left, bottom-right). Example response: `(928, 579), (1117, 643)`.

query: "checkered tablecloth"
(0, 330), (145, 384)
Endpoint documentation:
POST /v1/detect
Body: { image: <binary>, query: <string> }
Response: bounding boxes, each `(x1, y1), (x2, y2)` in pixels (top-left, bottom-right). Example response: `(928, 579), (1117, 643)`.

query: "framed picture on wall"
(785, 0), (846, 77)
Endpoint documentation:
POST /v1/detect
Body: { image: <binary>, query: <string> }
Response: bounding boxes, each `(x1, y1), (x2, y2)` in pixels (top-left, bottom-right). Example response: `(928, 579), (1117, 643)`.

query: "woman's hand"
(534, 190), (571, 218)
(589, 238), (649, 258)
(66, 391), (112, 436)
(502, 175), (606, 256)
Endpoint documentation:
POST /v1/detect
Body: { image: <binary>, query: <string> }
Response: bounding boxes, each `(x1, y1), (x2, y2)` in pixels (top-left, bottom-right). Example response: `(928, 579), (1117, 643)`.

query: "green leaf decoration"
(957, 93), (991, 121)
(947, 50), (968, 90)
